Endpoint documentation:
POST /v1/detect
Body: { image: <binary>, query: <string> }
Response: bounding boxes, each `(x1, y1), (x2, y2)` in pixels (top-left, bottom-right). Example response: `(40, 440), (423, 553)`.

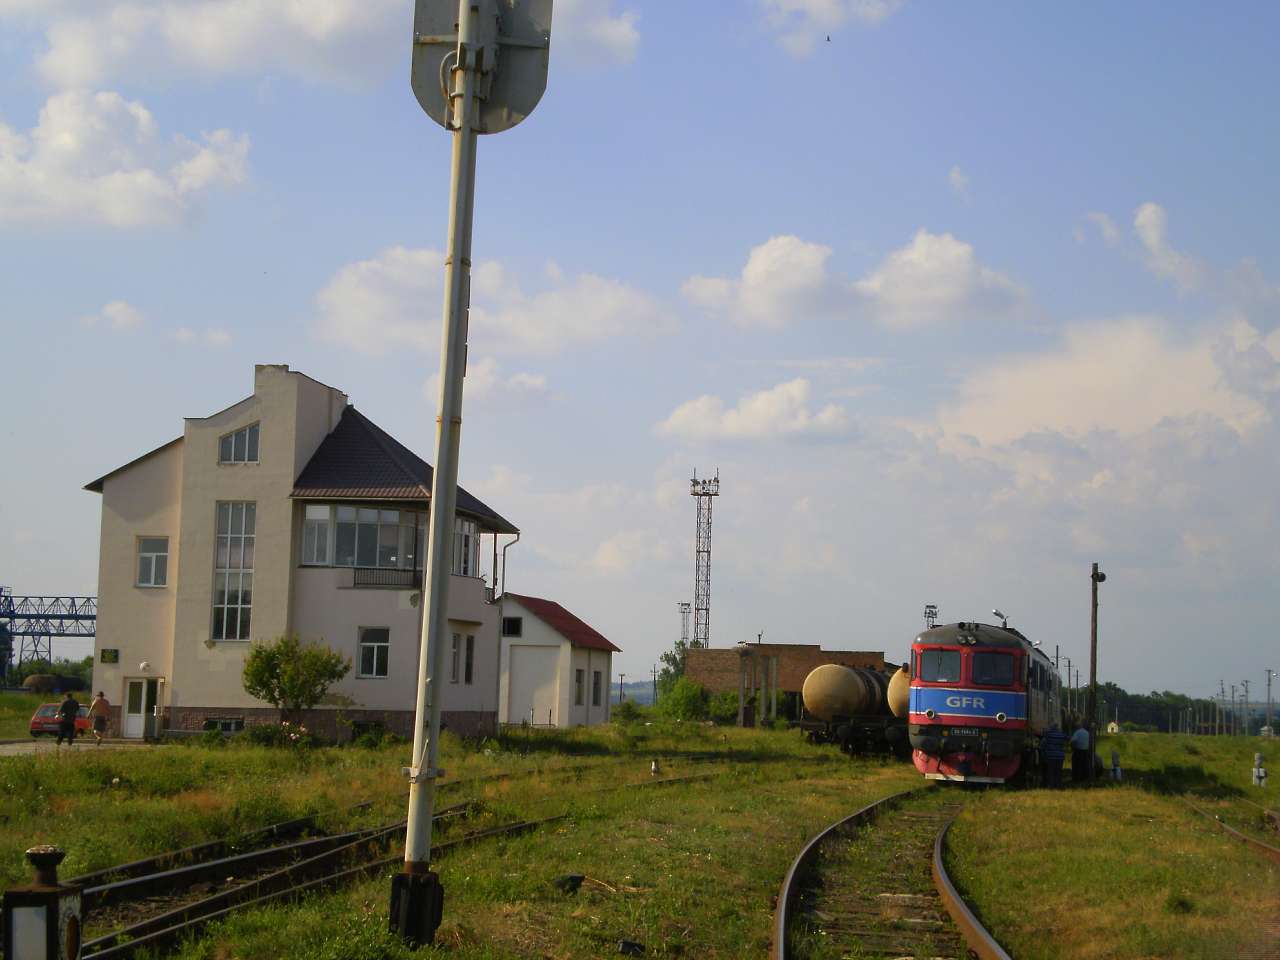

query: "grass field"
(2, 722), (1277, 958)
(0, 690), (44, 739)
(947, 733), (1280, 960)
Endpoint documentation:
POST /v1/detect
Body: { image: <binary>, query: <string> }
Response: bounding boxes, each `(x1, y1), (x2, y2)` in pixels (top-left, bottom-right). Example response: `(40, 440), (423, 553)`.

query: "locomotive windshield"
(972, 651), (1014, 686)
(918, 649), (961, 682)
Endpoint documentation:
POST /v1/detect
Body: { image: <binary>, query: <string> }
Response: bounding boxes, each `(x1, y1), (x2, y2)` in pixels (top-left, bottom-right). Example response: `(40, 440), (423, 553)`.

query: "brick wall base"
(168, 706), (496, 742)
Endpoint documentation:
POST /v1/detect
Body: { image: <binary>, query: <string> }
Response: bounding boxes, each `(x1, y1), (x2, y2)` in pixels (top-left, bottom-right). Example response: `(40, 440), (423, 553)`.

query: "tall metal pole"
(1267, 669), (1275, 734)
(618, 673), (625, 703)
(1231, 684), (1237, 736)
(395, 2), (481, 943)
(1087, 562), (1105, 779)
(1241, 679), (1250, 736)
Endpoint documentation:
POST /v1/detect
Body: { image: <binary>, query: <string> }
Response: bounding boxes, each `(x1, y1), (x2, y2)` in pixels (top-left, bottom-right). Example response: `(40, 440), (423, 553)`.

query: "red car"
(30, 702), (92, 738)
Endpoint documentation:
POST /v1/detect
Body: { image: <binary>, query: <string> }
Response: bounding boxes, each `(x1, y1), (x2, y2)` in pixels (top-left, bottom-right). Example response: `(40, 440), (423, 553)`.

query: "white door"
(508, 646), (560, 726)
(123, 680), (145, 738)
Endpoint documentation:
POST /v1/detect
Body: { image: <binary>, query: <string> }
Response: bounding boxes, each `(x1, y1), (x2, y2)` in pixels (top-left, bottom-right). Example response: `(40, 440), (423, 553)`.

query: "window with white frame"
(294, 504), (482, 576)
(575, 669), (584, 706)
(453, 517), (479, 576)
(450, 633), (460, 683)
(137, 537), (169, 587)
(592, 670), (602, 707)
(358, 627), (389, 678)
(301, 505), (330, 565)
(218, 424), (259, 464)
(212, 502), (255, 640)
(464, 634), (475, 685)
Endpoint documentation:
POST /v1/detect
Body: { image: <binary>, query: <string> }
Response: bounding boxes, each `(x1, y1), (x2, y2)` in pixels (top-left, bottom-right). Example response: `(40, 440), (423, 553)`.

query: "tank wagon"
(908, 621), (1062, 784)
(800, 663), (911, 757)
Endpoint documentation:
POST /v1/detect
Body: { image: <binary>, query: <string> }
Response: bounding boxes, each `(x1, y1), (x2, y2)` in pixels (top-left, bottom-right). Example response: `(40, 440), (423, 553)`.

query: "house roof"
(291, 406), (517, 534)
(504, 593), (621, 653)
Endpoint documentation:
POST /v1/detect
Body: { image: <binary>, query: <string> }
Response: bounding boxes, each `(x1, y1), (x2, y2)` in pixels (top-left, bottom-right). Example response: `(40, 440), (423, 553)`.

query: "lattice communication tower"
(677, 601), (691, 647)
(689, 470), (719, 649)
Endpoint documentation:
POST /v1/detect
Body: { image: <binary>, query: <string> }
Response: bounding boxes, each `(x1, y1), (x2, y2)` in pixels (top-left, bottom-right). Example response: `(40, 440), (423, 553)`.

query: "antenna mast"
(677, 601), (691, 648)
(690, 469), (719, 649)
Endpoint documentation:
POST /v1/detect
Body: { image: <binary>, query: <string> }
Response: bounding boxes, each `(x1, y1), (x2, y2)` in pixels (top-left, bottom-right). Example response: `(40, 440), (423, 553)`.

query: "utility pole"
(1063, 658), (1073, 715)
(1054, 644), (1060, 670)
(1219, 680), (1226, 736)
(651, 665), (658, 705)
(1231, 684), (1237, 736)
(1241, 679), (1250, 736)
(1267, 669), (1275, 734)
(394, 1), (554, 946)
(618, 673), (626, 703)
(1087, 562), (1105, 778)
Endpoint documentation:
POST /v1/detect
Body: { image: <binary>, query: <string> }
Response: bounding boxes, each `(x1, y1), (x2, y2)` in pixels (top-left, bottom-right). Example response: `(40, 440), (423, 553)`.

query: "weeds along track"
(774, 787), (1011, 960)
(71, 767), (726, 959)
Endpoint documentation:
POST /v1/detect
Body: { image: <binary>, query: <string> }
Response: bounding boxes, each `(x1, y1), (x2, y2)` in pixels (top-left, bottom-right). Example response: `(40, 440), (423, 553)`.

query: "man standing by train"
(1070, 718), (1091, 782)
(1041, 721), (1067, 788)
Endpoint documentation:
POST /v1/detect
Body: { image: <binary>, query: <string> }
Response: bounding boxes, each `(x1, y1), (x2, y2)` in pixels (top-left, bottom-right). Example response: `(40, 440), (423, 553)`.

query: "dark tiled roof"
(291, 407), (517, 534)
(504, 593), (621, 653)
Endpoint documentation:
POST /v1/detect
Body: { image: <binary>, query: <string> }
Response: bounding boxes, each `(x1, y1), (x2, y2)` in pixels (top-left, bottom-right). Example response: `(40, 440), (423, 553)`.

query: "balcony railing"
(352, 568), (422, 589)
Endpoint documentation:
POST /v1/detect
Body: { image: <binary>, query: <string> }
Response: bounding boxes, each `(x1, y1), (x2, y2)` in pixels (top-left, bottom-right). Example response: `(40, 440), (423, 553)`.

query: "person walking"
(1040, 721), (1067, 789)
(56, 690), (81, 747)
(88, 690), (111, 745)
(1070, 718), (1091, 782)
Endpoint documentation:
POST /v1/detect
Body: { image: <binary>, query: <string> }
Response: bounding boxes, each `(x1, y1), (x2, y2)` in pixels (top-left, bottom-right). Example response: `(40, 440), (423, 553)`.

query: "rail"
(770, 788), (920, 959)
(932, 814), (1014, 960)
(1185, 799), (1280, 865)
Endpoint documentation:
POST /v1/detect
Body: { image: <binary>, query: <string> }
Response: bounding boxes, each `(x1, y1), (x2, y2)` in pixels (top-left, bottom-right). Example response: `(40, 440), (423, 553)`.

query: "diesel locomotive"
(908, 620), (1062, 784)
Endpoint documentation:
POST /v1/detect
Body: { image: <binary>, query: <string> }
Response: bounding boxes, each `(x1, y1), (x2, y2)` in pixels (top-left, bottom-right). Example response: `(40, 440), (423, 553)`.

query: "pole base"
(389, 870), (444, 947)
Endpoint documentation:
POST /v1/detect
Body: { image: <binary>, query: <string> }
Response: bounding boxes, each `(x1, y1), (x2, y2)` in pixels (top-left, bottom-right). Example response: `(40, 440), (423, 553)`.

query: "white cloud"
(315, 245), (672, 356)
(656, 378), (848, 440)
(0, 90), (248, 228)
(1134, 202), (1206, 294)
(424, 356), (549, 409)
(20, 0), (637, 88)
(79, 300), (144, 331)
(760, 0), (904, 56)
(1075, 211), (1119, 246)
(853, 229), (1023, 329)
(935, 316), (1270, 450)
(591, 529), (670, 575)
(948, 165), (970, 202)
(682, 235), (837, 329)
(686, 230), (1021, 331)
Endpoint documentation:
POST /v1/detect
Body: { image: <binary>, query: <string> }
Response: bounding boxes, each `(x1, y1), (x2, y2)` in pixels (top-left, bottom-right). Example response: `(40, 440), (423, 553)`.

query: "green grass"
(0, 691), (46, 739)
(944, 732), (1280, 960)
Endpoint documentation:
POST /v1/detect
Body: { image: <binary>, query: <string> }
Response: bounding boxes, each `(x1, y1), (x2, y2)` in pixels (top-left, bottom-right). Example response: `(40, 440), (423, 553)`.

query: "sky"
(1, 1), (1277, 701)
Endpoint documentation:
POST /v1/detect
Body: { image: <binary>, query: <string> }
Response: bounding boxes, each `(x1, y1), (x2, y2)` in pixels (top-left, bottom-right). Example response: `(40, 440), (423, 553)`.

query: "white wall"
(497, 596), (612, 727)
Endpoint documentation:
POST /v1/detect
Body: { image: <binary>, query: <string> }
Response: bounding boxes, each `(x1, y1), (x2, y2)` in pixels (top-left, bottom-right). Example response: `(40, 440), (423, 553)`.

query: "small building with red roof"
(497, 593), (621, 728)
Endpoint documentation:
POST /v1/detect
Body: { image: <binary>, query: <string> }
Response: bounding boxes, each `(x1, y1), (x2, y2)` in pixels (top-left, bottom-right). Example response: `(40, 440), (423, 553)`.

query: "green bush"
(612, 699), (642, 724)
(200, 727), (227, 748)
(708, 691), (739, 725)
(244, 723), (287, 747)
(658, 677), (708, 721)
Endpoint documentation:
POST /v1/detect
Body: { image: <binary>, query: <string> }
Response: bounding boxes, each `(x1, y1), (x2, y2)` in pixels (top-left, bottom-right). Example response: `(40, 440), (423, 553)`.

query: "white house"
(497, 594), (620, 728)
(85, 364), (519, 739)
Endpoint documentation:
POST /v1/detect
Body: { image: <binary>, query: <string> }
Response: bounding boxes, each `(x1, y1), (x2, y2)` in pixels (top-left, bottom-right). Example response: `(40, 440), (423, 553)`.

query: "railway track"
(773, 787), (1010, 960)
(55, 765), (724, 958)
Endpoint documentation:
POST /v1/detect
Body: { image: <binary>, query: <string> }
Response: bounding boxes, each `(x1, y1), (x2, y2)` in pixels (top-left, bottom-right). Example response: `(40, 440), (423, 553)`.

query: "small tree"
(656, 637), (690, 701)
(658, 677), (709, 721)
(242, 634), (350, 719)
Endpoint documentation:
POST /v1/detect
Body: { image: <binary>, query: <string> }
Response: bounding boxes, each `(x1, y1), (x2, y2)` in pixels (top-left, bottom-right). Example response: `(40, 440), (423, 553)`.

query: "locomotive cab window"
(919, 649), (961, 682)
(972, 651), (1014, 686)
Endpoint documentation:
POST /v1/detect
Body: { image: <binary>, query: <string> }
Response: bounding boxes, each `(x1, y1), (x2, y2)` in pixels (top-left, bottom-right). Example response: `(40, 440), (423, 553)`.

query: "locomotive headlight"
(995, 712), (1008, 723)
(925, 708), (936, 719)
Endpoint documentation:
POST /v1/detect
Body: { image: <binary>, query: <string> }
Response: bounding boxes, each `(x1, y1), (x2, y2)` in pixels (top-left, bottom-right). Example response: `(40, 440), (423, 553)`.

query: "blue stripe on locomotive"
(909, 687), (1026, 720)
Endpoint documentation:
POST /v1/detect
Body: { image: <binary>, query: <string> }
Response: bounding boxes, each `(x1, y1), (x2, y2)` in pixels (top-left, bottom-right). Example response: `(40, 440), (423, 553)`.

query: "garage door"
(508, 646), (560, 726)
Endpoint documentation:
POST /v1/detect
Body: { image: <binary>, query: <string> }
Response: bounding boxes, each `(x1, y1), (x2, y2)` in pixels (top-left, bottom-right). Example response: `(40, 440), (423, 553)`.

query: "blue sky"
(2, 1), (1277, 700)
